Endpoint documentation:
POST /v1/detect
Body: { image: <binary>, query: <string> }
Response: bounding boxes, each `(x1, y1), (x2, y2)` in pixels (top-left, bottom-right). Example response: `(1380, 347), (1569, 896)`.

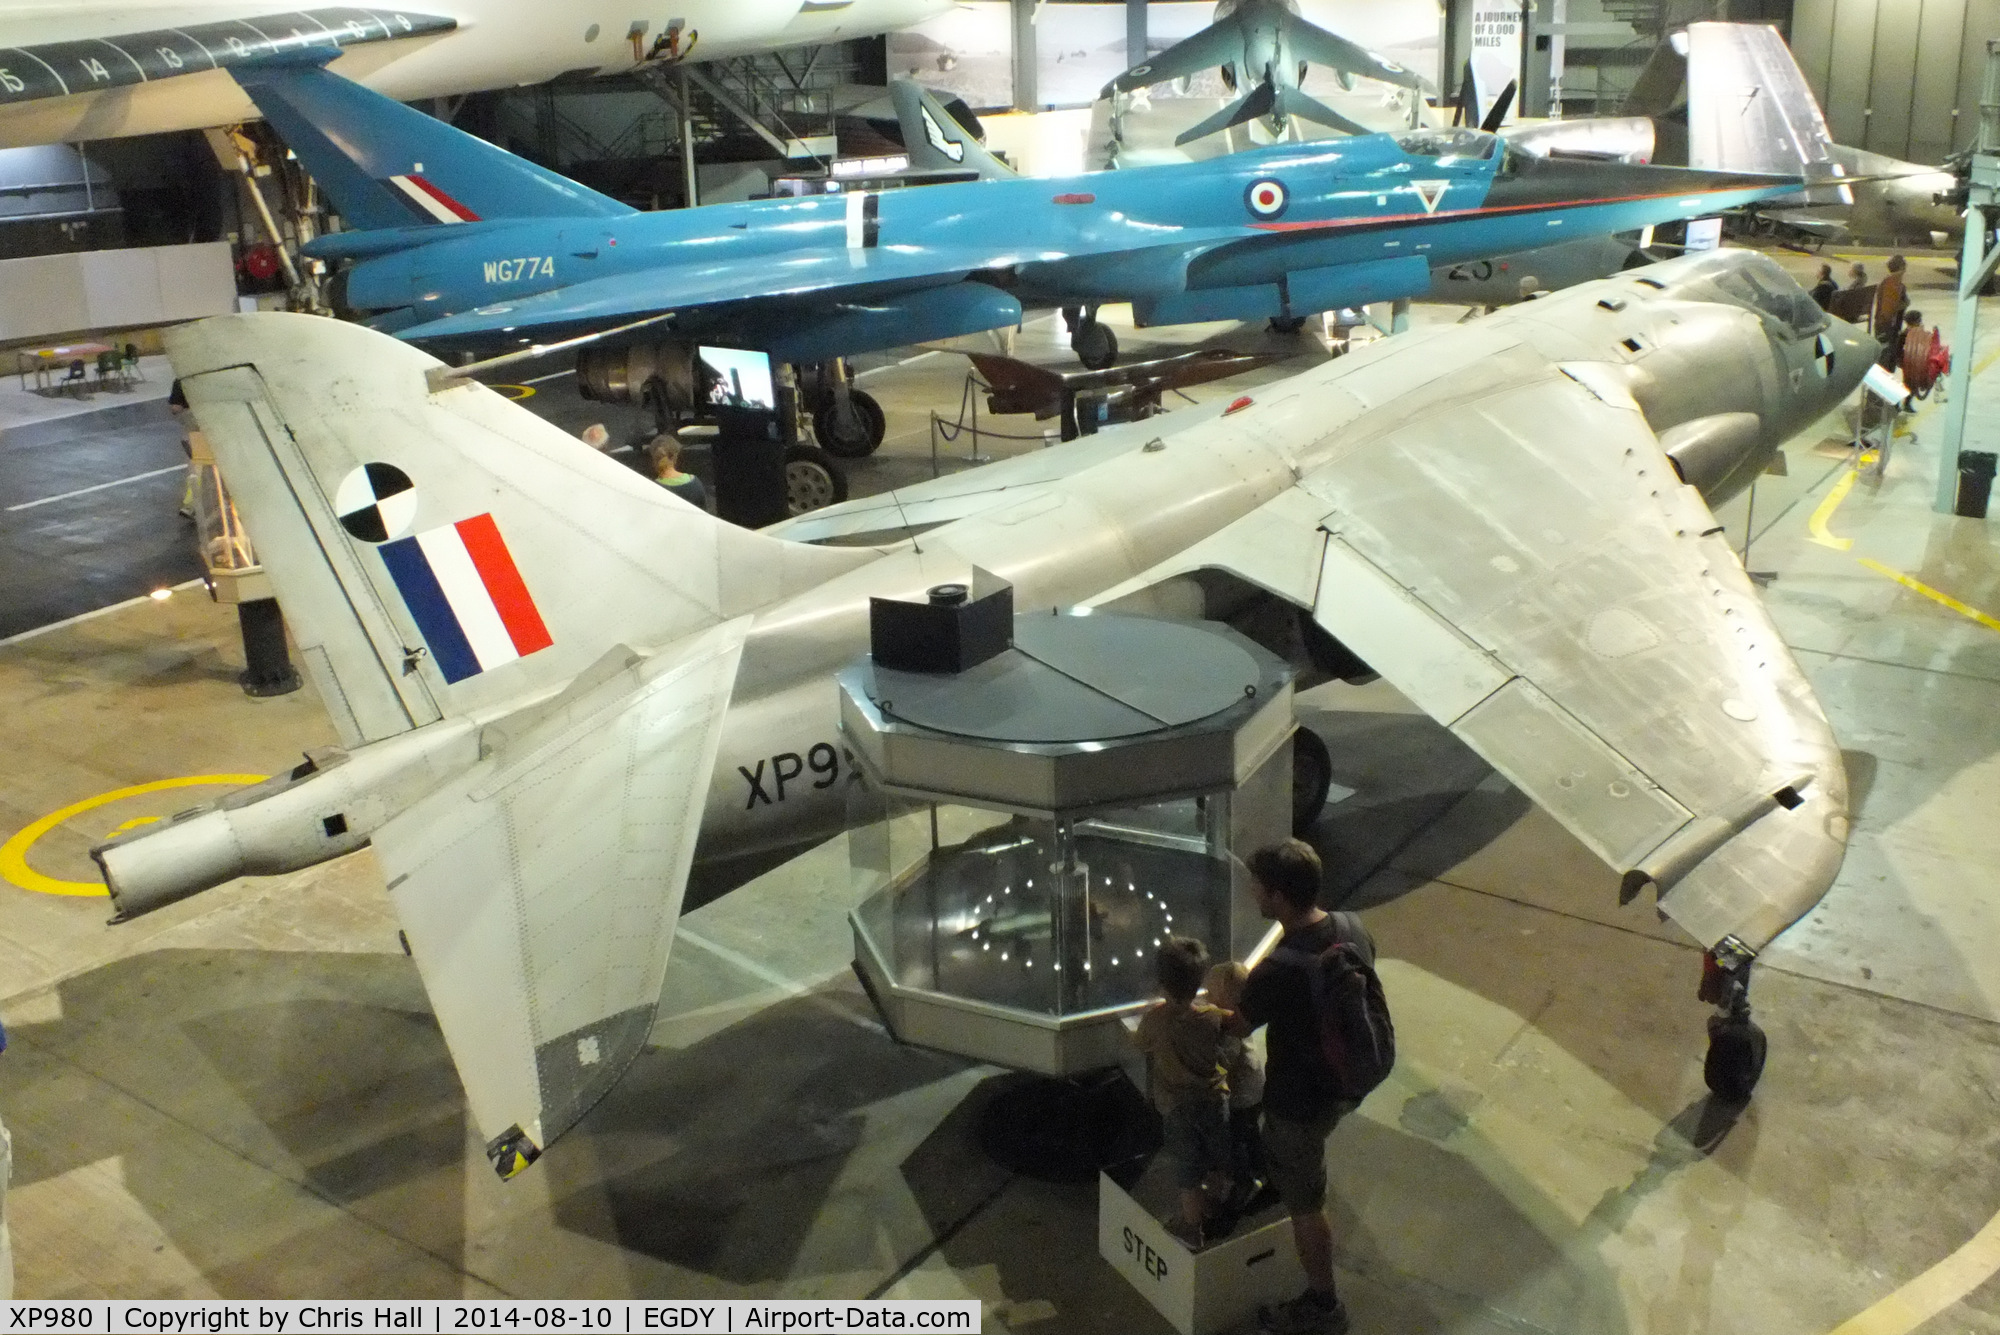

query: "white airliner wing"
(372, 619), (748, 1174)
(1128, 345), (1845, 954)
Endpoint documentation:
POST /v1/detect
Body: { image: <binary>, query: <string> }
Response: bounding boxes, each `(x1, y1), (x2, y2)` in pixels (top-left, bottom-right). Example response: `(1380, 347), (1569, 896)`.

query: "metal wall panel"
(1911, 0), (1973, 159)
(1827, 0), (1884, 145)
(1954, 0), (2000, 156)
(1865, 0), (1924, 154)
(1792, 0), (1840, 103)
(1798, 0), (1990, 162)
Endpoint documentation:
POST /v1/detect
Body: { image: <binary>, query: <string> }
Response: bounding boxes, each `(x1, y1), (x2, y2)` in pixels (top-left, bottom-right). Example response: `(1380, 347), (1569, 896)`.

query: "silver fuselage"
(695, 250), (1873, 863)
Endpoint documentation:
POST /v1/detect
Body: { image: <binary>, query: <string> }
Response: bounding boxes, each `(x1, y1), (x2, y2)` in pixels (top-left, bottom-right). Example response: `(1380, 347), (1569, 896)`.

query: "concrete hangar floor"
(1, 250), (1997, 1332)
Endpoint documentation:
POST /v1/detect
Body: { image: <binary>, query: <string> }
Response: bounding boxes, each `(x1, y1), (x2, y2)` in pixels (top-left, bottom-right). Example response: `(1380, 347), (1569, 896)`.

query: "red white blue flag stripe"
(386, 173), (480, 224)
(379, 514), (552, 683)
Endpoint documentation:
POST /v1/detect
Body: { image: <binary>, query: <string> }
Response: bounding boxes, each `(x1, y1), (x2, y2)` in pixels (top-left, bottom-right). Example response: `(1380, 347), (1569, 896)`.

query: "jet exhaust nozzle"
(94, 806), (255, 920)
(93, 723), (479, 921)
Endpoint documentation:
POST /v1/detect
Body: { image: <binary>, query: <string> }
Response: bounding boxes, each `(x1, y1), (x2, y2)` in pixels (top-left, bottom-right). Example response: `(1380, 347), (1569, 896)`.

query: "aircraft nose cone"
(1825, 316), (1875, 398)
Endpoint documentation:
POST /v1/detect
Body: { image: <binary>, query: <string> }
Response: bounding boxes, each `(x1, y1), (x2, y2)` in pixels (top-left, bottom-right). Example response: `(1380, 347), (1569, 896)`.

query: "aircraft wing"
(372, 620), (749, 1171)
(1103, 19), (1246, 97)
(1281, 17), (1430, 93)
(0, 9), (454, 107)
(396, 242), (1043, 345)
(1104, 338), (1846, 953)
(1757, 207), (1850, 240)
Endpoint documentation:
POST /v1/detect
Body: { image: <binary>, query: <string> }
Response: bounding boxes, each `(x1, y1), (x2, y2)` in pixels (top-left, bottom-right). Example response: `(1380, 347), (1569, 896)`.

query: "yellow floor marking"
(1810, 467), (1859, 550)
(107, 816), (160, 836)
(1857, 558), (2000, 634)
(0, 775), (264, 897)
(1828, 1208), (2000, 1335)
(490, 384), (536, 401)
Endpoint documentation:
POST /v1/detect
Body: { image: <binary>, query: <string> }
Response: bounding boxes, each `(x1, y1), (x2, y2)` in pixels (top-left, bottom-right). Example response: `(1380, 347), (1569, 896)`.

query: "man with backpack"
(1230, 839), (1393, 1335)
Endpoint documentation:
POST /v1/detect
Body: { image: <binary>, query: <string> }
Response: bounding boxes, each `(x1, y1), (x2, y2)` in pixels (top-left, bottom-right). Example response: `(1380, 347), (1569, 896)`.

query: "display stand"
(841, 579), (1299, 1077)
(710, 403), (790, 528)
(188, 430), (300, 697)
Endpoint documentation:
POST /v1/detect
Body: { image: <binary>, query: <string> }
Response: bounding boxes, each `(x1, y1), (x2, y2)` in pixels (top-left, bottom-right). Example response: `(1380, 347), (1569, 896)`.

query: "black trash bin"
(1955, 451), (1997, 519)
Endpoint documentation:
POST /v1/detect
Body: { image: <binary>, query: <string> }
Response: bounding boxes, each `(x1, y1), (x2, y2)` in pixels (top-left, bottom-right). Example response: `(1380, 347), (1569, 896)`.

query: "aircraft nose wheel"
(783, 443), (848, 515)
(1698, 939), (1766, 1103)
(1268, 315), (1308, 335)
(813, 388), (886, 458)
(1071, 319), (1118, 370)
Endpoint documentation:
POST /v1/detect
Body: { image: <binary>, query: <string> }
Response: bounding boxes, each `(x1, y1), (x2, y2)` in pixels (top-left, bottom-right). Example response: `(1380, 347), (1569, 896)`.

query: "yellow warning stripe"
(1829, 1209), (2000, 1334)
(1808, 467), (1859, 550)
(1857, 558), (2000, 634)
(0, 775), (265, 897)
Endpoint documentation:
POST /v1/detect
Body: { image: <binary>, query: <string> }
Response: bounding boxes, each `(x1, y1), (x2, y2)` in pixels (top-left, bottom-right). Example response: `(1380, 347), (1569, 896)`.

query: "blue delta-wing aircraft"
(238, 49), (1798, 376)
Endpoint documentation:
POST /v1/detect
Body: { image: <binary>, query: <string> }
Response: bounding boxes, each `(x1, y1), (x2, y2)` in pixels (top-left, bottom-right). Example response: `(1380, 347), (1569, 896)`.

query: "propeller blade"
(1480, 79), (1517, 133)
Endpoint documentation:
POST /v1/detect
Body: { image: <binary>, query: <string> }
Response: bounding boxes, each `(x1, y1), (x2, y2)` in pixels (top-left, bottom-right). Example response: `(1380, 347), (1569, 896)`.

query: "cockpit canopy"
(1391, 128), (1500, 164)
(1707, 253), (1829, 337)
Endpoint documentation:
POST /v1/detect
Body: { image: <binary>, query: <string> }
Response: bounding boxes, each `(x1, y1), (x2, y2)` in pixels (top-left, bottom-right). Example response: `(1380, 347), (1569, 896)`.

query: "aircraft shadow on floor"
(545, 992), (968, 1285)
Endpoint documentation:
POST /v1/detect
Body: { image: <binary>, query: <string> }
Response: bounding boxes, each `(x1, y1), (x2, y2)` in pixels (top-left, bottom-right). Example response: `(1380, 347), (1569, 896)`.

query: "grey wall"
(1792, 0), (1999, 162)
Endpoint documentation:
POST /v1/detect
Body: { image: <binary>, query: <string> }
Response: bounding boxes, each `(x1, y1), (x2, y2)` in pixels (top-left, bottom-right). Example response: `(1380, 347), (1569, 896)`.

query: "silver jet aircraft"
(1676, 22), (1959, 246)
(96, 248), (1869, 1176)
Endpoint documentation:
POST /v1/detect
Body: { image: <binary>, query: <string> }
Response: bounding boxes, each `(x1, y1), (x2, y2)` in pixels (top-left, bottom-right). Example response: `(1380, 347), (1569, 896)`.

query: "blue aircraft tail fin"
(232, 49), (635, 233)
(890, 79), (1016, 180)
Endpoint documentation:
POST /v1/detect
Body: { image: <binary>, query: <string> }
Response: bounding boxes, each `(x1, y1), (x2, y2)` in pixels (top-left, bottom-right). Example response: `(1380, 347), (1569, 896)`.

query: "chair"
(94, 349), (120, 390)
(60, 359), (89, 397)
(121, 342), (143, 385)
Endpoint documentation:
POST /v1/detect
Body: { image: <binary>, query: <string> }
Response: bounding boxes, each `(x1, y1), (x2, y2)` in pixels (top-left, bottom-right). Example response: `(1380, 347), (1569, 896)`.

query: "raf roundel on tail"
(335, 462), (418, 543)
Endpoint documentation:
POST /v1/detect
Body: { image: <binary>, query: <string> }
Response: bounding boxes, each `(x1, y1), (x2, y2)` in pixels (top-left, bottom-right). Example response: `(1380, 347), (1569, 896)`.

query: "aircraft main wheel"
(783, 443), (848, 515)
(1269, 315), (1308, 335)
(1703, 1018), (1767, 1103)
(813, 389), (886, 458)
(1072, 320), (1118, 370)
(1292, 726), (1333, 835)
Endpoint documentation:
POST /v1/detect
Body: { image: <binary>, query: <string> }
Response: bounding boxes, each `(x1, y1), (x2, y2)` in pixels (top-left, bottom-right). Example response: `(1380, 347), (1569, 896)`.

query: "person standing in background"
(1873, 256), (1909, 338)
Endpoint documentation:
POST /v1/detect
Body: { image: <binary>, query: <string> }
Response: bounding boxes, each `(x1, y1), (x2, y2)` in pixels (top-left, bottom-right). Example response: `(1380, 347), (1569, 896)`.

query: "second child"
(1206, 960), (1272, 1210)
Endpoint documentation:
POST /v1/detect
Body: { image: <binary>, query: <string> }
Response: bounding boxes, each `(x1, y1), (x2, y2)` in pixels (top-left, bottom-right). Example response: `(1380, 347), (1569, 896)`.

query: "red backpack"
(1272, 912), (1396, 1103)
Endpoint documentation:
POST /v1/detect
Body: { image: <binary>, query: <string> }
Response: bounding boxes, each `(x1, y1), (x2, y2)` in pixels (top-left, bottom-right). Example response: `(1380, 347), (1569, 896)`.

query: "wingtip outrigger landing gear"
(1700, 936), (1767, 1103)
(1064, 304), (1118, 369)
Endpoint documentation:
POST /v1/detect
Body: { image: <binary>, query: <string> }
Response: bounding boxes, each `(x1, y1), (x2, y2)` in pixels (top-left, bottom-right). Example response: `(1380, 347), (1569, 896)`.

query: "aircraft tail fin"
(1282, 86), (1375, 138)
(230, 48), (635, 232)
(166, 312), (874, 749)
(1174, 82), (1369, 147)
(1684, 22), (1849, 205)
(890, 79), (1017, 179)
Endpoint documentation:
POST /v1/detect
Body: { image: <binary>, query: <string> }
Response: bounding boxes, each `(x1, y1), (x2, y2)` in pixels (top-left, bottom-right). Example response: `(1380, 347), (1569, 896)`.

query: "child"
(1133, 936), (1233, 1247)
(1205, 960), (1271, 1210)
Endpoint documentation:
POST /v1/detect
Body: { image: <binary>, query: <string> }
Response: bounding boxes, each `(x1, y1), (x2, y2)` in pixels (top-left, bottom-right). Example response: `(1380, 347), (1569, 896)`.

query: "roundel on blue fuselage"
(1245, 178), (1289, 220)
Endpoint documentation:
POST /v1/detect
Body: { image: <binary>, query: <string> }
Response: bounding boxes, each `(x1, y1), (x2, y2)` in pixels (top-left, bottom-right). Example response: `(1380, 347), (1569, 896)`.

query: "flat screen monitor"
(697, 345), (777, 412)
